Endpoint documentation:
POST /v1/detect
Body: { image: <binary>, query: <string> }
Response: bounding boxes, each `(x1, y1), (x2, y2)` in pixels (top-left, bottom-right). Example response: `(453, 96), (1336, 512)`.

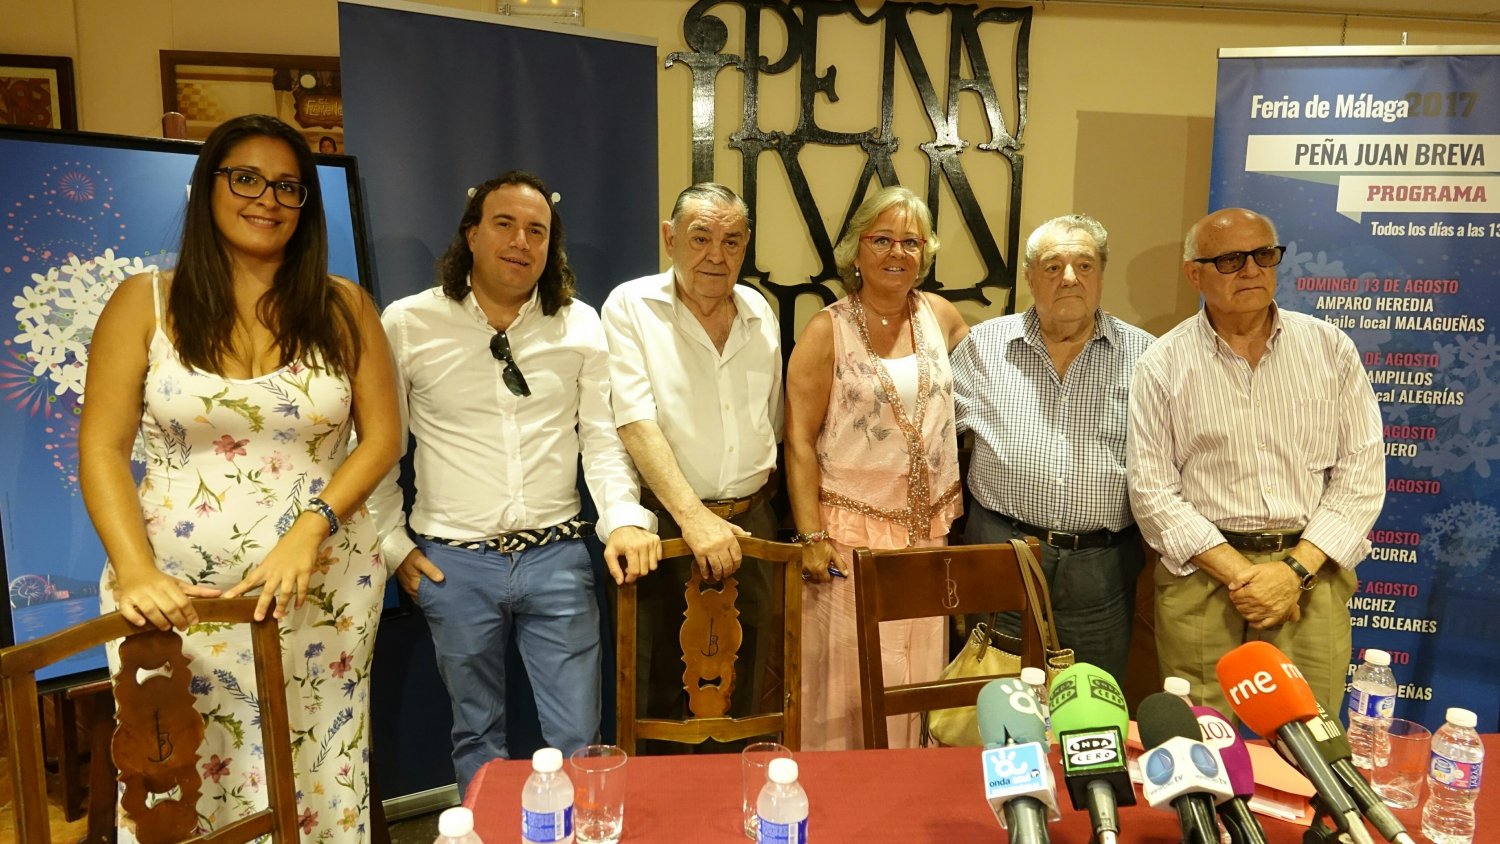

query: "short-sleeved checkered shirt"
(952, 307), (1154, 533)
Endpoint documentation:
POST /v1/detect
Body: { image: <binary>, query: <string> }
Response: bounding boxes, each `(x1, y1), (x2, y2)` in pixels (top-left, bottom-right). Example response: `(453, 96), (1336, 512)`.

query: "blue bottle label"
(522, 805), (574, 841)
(756, 816), (808, 843)
(1349, 687), (1394, 718)
(1429, 752), (1483, 791)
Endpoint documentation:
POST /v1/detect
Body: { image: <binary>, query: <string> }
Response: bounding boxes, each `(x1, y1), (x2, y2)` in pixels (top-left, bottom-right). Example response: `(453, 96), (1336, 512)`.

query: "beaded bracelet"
(791, 530), (830, 546)
(306, 497), (340, 537)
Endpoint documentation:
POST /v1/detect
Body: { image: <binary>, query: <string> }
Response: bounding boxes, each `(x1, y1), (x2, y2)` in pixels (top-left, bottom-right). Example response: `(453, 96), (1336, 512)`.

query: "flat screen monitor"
(0, 125), (373, 684)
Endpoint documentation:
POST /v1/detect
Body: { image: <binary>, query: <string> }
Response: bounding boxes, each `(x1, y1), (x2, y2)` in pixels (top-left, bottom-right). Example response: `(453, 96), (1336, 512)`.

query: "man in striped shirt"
(1127, 207), (1384, 719)
(952, 214), (1154, 682)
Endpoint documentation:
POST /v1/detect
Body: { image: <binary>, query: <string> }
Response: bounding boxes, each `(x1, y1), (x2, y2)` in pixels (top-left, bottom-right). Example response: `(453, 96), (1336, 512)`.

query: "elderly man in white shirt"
(1128, 207), (1384, 719)
(601, 183), (782, 748)
(369, 171), (658, 794)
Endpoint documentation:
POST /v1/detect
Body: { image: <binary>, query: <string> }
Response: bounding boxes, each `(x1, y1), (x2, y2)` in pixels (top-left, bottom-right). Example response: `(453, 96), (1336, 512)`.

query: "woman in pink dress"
(785, 186), (969, 750)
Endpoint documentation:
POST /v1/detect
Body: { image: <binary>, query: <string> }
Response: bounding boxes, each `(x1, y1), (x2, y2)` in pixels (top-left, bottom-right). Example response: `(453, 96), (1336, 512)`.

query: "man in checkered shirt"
(951, 214), (1154, 682)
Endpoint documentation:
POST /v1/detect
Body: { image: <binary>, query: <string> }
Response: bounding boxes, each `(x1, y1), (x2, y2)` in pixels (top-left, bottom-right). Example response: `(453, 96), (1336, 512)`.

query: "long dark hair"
(436, 170), (575, 316)
(170, 114), (360, 376)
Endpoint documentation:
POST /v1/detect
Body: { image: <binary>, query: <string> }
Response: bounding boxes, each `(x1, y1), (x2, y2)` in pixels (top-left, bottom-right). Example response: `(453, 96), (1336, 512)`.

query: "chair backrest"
(852, 538), (1045, 749)
(615, 536), (803, 753)
(1, 597), (299, 843)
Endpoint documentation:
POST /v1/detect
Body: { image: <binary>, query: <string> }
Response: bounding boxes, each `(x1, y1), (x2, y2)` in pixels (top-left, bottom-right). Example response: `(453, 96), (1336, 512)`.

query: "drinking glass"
(569, 744), (627, 843)
(740, 741), (792, 839)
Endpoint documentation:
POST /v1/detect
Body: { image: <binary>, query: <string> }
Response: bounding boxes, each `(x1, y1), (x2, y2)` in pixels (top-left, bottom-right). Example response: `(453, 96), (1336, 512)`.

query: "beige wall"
(4, 0), (1497, 333)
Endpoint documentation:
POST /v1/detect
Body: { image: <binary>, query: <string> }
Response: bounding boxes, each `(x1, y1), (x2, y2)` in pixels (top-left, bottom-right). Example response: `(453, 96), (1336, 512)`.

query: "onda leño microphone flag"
(1048, 663), (1134, 844)
(1215, 641), (1374, 844)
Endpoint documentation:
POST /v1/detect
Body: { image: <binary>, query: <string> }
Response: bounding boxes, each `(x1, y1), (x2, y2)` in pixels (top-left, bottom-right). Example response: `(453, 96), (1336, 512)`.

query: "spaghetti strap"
(150, 267), (166, 333)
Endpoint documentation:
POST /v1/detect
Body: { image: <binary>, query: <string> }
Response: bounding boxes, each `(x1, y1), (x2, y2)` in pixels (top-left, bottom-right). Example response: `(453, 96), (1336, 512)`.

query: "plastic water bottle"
(756, 757), (808, 843)
(522, 747), (575, 844)
(1021, 666), (1052, 744)
(435, 806), (483, 843)
(1346, 648), (1397, 769)
(1422, 707), (1485, 844)
(1163, 676), (1195, 706)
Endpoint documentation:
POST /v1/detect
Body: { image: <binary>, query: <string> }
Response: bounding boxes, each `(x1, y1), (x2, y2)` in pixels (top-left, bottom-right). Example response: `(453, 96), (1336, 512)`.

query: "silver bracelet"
(306, 497), (339, 537)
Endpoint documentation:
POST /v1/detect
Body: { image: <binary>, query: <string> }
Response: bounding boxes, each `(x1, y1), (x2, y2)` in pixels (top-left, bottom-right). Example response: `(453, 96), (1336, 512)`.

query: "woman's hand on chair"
(114, 567), (221, 631)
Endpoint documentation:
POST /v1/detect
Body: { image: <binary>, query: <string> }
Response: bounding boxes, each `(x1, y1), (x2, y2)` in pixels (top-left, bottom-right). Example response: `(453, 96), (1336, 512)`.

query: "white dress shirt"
(368, 286), (654, 571)
(600, 270), (782, 500)
(1127, 306), (1385, 576)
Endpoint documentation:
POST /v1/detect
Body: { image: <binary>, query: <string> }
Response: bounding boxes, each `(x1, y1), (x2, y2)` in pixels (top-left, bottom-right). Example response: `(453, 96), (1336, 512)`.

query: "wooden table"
(464, 736), (1500, 841)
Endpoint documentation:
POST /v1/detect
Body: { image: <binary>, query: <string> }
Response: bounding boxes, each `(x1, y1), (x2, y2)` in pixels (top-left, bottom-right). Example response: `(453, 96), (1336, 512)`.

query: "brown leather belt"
(1222, 529), (1303, 553)
(641, 475), (777, 520)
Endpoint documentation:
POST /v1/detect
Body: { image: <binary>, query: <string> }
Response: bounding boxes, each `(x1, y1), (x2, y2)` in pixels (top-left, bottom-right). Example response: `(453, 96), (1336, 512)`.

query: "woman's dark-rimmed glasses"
(1192, 245), (1285, 274)
(214, 167), (309, 209)
(489, 331), (531, 397)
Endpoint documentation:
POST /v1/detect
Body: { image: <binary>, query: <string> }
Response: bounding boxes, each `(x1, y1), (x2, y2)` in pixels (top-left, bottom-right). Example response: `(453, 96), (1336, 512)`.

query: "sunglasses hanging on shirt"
(489, 330), (531, 397)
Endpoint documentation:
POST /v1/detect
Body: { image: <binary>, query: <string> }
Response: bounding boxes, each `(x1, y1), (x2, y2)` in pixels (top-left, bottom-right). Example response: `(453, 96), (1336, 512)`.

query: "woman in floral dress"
(79, 114), (401, 841)
(785, 186), (969, 750)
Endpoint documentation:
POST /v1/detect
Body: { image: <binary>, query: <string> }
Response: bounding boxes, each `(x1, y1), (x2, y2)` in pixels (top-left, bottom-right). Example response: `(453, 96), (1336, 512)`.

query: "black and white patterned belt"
(417, 518), (595, 554)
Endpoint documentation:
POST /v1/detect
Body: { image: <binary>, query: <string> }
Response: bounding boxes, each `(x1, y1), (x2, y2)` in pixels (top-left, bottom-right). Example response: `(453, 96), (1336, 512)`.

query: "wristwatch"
(1283, 555), (1318, 591)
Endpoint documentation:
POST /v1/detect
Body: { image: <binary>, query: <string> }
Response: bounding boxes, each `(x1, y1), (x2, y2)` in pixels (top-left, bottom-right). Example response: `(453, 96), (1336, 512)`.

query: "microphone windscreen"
(1137, 692), (1202, 749)
(978, 677), (1047, 747)
(1050, 662), (1128, 735)
(1214, 641), (1319, 738)
(1308, 702), (1355, 763)
(1194, 706), (1255, 798)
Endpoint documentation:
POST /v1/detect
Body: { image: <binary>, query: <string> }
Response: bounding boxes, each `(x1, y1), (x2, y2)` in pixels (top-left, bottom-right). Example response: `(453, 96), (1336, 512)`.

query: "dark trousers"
(964, 504), (1144, 684)
(635, 500), (777, 753)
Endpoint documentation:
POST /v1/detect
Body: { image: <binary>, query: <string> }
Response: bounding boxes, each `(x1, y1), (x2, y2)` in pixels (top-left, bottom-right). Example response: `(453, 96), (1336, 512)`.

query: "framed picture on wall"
(160, 50), (344, 152)
(0, 53), (78, 130)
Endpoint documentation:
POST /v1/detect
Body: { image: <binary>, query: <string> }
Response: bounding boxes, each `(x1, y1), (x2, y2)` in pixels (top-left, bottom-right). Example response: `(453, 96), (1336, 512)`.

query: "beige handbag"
(923, 538), (1075, 747)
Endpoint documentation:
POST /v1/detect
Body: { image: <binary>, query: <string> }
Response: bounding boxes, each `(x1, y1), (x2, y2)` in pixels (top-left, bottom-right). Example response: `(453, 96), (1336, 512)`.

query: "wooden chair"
(1, 597), (299, 843)
(852, 538), (1046, 749)
(615, 536), (804, 753)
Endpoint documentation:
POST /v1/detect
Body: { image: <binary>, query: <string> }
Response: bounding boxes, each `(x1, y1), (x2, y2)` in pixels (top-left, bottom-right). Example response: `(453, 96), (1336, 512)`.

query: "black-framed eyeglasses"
(1192, 245), (1285, 274)
(214, 167), (309, 209)
(489, 331), (531, 397)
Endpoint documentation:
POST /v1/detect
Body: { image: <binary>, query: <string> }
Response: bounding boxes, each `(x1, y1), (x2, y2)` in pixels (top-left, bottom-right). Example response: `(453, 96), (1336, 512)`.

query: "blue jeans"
(414, 535), (601, 795)
(965, 505), (1144, 683)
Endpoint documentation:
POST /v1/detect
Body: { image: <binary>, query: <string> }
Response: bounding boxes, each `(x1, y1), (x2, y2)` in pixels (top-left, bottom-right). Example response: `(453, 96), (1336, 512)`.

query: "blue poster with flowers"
(0, 127), (367, 680)
(1210, 47), (1500, 731)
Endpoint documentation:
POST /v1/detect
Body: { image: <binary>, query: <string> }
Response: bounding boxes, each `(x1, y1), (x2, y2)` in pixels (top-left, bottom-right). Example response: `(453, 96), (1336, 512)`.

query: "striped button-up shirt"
(1127, 306), (1385, 576)
(953, 307), (1154, 533)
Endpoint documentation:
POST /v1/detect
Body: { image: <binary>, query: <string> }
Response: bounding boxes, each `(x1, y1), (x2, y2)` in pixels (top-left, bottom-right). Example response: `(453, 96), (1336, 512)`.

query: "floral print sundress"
(100, 271), (385, 842)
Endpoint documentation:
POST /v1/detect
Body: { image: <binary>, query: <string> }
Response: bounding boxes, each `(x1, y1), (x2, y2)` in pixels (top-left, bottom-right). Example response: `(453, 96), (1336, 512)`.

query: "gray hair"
(832, 185), (940, 292)
(1023, 214), (1109, 272)
(1183, 208), (1279, 260)
(669, 183), (749, 228)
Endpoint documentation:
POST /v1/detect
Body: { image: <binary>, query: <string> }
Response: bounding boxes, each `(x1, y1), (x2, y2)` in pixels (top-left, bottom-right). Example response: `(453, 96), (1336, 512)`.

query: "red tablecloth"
(465, 737), (1500, 842)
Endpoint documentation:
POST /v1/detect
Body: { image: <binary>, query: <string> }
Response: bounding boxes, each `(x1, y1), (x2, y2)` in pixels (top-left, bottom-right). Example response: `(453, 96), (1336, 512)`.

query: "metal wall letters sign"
(668, 0), (1031, 346)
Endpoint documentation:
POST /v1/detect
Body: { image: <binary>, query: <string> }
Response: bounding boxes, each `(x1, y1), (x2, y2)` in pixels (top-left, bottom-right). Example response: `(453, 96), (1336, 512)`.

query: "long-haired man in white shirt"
(1127, 207), (1384, 719)
(368, 171), (660, 794)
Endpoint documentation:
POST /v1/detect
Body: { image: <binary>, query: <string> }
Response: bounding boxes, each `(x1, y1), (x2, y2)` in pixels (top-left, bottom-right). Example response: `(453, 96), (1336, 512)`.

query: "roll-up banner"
(1210, 46), (1500, 730)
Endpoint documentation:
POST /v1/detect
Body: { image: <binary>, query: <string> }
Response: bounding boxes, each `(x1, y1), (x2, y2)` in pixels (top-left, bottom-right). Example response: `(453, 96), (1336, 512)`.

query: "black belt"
(993, 510), (1122, 551)
(417, 518), (594, 554)
(1221, 529), (1303, 553)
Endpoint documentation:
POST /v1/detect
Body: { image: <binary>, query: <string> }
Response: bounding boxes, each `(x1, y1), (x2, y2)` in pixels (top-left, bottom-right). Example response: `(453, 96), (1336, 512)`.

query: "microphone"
(1048, 663), (1135, 844)
(1193, 705), (1268, 844)
(1138, 692), (1233, 844)
(1215, 641), (1375, 844)
(1303, 701), (1416, 844)
(977, 678), (1060, 844)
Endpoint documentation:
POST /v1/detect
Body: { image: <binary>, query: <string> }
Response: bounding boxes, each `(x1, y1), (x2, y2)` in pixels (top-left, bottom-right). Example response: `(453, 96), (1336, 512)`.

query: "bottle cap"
(768, 757), (799, 784)
(1446, 708), (1478, 729)
(1363, 648), (1391, 667)
(1163, 676), (1192, 698)
(533, 747), (563, 773)
(1020, 667), (1046, 687)
(437, 806), (475, 837)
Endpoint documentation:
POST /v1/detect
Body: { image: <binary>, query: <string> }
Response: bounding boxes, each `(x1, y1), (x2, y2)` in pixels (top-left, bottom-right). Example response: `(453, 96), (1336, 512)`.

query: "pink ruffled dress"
(800, 291), (961, 750)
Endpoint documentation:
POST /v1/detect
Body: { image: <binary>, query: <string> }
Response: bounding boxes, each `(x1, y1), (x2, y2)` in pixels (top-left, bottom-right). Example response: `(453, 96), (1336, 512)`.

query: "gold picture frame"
(160, 50), (343, 152)
(0, 53), (78, 130)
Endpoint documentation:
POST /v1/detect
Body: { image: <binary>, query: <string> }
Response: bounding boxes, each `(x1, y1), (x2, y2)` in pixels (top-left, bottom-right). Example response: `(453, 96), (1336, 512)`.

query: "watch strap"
(1283, 555), (1317, 591)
